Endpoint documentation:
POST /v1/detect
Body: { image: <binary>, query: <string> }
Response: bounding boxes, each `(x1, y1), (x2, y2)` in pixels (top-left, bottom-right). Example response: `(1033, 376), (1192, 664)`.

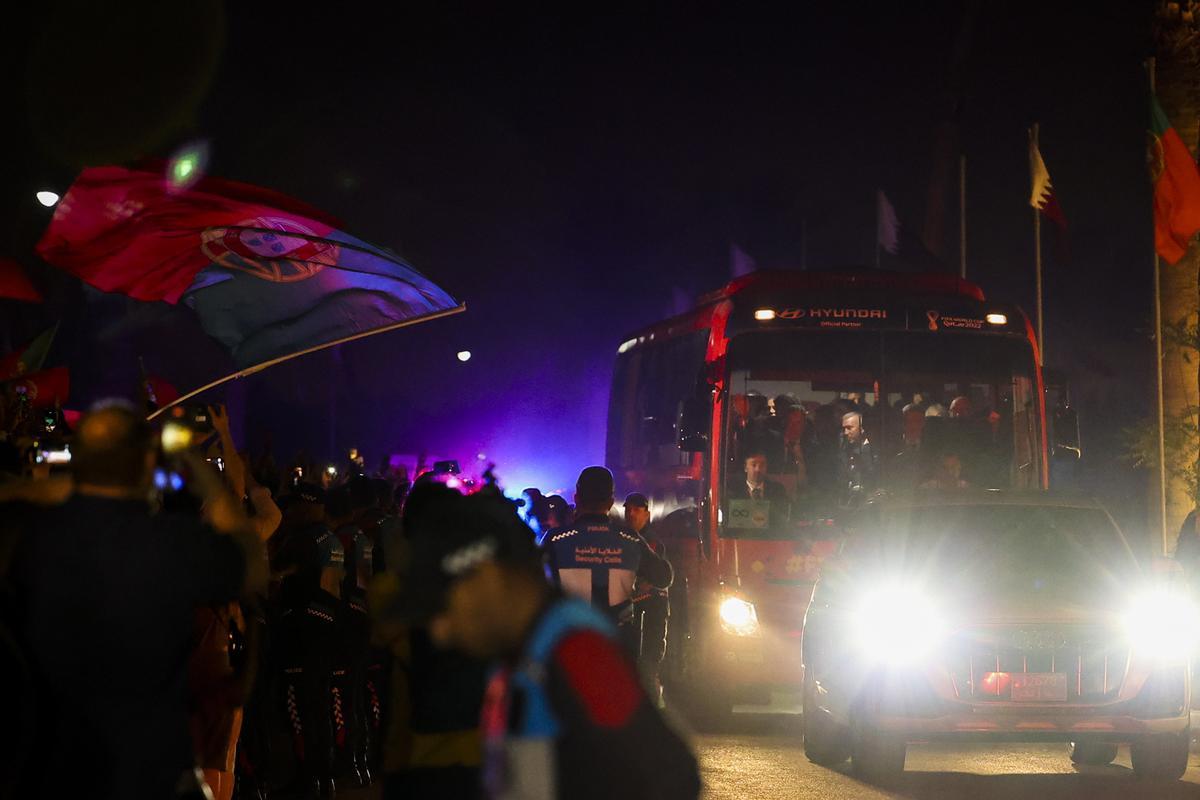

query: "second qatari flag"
(36, 165), (459, 369)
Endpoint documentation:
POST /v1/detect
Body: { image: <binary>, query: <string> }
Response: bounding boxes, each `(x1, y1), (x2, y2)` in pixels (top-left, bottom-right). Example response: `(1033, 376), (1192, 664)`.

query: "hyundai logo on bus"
(755, 307), (888, 320)
(753, 307), (1009, 328)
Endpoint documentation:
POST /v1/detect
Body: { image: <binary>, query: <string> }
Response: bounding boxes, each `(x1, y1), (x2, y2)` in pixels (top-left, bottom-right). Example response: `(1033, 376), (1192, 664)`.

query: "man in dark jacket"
(543, 467), (671, 655)
(11, 402), (265, 800)
(623, 493), (670, 707)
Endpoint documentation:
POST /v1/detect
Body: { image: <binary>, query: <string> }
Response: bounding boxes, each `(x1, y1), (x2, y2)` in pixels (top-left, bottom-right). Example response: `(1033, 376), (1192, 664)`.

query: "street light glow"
(36, 191), (60, 207)
(457, 350), (472, 362)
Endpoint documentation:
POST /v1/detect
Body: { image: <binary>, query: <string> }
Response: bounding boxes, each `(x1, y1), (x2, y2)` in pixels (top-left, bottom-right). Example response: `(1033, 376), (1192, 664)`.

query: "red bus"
(606, 269), (1050, 719)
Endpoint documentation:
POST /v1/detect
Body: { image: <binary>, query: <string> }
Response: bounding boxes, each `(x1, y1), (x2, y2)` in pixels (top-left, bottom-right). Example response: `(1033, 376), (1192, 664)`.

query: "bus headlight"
(719, 596), (760, 637)
(850, 582), (945, 665)
(1122, 587), (1200, 663)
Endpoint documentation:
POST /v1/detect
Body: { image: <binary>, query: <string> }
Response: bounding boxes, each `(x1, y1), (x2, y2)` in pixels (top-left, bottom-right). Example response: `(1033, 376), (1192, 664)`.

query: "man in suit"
(733, 452), (789, 503)
(728, 452), (790, 531)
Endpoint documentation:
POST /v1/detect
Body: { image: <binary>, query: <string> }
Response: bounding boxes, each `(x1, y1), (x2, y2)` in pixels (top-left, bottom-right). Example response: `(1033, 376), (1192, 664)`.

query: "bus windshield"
(721, 330), (1041, 538)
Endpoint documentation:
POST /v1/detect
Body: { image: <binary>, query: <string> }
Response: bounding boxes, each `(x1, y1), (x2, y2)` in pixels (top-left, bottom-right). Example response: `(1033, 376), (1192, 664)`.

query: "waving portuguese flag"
(35, 165), (460, 370)
(1150, 94), (1200, 264)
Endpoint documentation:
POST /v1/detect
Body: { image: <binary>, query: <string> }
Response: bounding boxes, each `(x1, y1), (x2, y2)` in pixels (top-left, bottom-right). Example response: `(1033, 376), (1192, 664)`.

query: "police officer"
(624, 493), (671, 707)
(544, 467), (672, 655)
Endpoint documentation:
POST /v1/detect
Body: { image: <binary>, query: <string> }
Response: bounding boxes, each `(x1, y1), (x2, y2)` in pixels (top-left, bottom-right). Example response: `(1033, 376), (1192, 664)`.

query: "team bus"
(605, 268), (1056, 719)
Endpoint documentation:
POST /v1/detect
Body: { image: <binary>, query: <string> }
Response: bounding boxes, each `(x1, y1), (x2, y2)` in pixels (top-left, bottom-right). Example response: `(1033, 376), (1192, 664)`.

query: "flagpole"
(1155, 245), (1169, 556)
(1032, 124), (1044, 365)
(1149, 57), (1169, 555)
(147, 303), (467, 421)
(959, 154), (967, 280)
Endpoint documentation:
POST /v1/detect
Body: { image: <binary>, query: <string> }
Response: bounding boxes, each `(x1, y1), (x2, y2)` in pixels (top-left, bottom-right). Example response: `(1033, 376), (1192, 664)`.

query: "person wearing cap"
(543, 467), (672, 656)
(543, 494), (571, 532)
(270, 481), (344, 798)
(623, 493), (670, 707)
(400, 488), (700, 800)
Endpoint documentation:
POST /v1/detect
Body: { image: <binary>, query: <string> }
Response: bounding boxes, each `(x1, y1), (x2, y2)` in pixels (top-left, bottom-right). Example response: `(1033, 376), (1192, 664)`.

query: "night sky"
(0, 3), (1156, 515)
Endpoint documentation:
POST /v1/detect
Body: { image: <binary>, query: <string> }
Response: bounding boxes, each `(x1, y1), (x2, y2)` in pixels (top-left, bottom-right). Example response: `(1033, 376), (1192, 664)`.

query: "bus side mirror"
(1044, 368), (1081, 462)
(1052, 406), (1081, 462)
(678, 396), (709, 453)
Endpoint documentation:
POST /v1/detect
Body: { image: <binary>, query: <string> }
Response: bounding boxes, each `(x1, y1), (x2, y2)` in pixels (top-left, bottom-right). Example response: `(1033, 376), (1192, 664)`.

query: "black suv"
(801, 491), (1194, 782)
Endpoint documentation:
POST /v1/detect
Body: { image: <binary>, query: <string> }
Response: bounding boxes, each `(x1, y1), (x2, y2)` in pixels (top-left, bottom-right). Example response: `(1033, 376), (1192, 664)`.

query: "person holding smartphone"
(9, 400), (266, 800)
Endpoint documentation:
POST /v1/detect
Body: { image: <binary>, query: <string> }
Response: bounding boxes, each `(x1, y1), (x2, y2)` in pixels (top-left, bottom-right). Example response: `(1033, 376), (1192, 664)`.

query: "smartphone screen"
(40, 448), (71, 465)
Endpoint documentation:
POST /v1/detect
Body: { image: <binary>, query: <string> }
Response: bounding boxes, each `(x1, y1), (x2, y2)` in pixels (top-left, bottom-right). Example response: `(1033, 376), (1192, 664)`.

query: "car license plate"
(1010, 673), (1068, 702)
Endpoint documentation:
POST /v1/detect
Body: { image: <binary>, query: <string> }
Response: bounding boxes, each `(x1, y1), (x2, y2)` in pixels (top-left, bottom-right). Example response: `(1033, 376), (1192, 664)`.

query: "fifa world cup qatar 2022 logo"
(200, 217), (338, 282)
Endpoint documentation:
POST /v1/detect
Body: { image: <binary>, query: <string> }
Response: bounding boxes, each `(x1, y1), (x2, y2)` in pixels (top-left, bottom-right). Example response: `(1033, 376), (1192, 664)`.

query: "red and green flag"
(0, 324), (67, 409)
(0, 322), (59, 378)
(9, 367), (70, 409)
(1149, 94), (1200, 264)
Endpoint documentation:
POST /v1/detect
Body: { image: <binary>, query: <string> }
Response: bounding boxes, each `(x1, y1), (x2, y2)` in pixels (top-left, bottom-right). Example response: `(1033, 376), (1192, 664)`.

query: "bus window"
(607, 348), (644, 469)
(720, 330), (1042, 537)
(723, 331), (883, 536)
(882, 332), (1041, 491)
(606, 330), (708, 470)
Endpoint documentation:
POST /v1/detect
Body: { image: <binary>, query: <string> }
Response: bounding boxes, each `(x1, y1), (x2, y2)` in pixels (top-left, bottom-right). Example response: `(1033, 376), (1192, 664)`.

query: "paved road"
(696, 714), (1200, 799)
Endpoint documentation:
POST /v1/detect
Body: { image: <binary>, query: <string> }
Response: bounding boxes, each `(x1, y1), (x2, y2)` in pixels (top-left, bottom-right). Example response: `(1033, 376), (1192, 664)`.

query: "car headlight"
(1122, 587), (1200, 663)
(850, 581), (946, 665)
(719, 596), (760, 637)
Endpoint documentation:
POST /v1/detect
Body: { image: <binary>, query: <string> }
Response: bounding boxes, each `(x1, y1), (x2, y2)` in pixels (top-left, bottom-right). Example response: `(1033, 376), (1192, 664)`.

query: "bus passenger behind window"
(839, 411), (878, 504)
(786, 438), (809, 494)
(743, 394), (782, 469)
(889, 409), (926, 490)
(921, 452), (970, 490)
(735, 453), (789, 503)
(950, 395), (973, 419)
(802, 404), (840, 495)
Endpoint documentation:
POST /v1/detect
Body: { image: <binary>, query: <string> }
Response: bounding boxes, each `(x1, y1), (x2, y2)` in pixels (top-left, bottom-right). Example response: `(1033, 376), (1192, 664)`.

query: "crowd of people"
(0, 398), (700, 800)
